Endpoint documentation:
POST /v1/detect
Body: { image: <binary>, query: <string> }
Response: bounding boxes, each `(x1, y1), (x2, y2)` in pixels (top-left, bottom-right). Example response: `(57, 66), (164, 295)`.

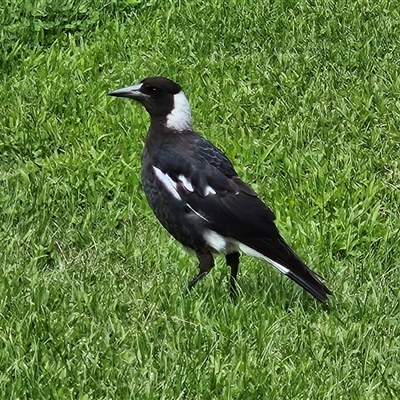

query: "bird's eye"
(145, 85), (160, 95)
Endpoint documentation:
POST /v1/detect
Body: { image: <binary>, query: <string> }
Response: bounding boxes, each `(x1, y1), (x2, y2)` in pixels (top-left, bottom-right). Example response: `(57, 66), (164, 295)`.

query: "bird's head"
(108, 76), (192, 131)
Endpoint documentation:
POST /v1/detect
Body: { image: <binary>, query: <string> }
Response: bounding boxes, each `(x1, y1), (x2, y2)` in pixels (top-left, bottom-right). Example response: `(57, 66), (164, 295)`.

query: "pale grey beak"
(108, 83), (149, 100)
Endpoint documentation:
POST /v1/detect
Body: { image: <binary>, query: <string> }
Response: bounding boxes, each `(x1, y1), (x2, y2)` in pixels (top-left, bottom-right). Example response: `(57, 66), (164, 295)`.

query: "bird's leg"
(226, 252), (240, 298)
(186, 252), (215, 293)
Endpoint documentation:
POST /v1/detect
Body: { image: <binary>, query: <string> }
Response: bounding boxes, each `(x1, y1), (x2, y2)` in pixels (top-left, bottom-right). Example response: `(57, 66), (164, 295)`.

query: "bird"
(108, 76), (332, 303)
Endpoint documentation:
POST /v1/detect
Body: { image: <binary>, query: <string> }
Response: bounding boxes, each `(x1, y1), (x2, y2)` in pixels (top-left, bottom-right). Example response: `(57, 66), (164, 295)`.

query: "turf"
(1, 0), (400, 398)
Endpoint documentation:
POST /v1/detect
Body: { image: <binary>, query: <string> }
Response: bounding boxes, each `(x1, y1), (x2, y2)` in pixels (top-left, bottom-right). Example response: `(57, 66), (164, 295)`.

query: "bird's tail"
(237, 235), (332, 303)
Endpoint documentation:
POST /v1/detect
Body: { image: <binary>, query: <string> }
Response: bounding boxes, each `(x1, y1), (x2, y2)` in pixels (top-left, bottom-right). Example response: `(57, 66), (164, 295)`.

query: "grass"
(1, 0), (400, 398)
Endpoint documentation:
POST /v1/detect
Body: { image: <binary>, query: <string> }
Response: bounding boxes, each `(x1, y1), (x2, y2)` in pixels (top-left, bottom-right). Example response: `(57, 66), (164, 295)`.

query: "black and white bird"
(109, 76), (332, 303)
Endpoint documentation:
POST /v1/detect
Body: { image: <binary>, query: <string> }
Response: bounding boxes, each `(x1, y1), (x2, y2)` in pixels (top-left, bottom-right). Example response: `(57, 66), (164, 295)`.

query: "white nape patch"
(203, 230), (229, 253)
(204, 186), (216, 196)
(166, 91), (192, 131)
(186, 203), (209, 222)
(235, 242), (290, 275)
(153, 166), (181, 200)
(178, 175), (194, 192)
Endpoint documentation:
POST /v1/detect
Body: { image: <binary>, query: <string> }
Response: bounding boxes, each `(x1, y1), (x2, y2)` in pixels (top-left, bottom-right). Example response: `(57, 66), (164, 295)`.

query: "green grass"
(1, 0), (400, 398)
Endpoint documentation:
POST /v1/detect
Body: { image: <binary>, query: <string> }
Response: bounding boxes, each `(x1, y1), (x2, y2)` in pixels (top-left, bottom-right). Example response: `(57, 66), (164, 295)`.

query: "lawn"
(1, 0), (399, 398)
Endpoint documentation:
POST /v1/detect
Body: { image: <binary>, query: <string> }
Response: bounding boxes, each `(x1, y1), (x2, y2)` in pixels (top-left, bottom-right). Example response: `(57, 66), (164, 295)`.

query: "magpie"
(108, 76), (332, 303)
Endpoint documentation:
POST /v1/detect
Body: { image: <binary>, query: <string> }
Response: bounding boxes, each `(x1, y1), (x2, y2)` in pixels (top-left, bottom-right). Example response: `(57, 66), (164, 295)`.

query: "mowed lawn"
(1, 1), (399, 398)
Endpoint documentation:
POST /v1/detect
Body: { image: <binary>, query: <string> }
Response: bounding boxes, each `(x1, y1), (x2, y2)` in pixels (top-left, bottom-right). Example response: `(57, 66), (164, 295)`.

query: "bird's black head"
(109, 76), (192, 131)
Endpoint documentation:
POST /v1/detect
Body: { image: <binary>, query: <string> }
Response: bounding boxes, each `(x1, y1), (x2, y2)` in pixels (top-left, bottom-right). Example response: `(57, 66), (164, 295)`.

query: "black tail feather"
(286, 268), (332, 303)
(240, 235), (332, 303)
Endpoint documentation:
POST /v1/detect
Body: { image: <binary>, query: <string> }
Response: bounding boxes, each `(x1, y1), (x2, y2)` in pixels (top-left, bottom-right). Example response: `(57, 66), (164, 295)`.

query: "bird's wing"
(187, 136), (239, 178)
(151, 144), (277, 238)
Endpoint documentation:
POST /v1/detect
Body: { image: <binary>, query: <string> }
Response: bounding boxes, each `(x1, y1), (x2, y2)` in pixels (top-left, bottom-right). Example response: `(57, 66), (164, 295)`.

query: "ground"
(0, 0), (399, 398)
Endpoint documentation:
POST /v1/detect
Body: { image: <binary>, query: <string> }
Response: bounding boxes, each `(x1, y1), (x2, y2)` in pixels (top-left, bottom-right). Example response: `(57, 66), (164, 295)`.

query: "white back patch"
(203, 230), (228, 253)
(202, 230), (291, 275)
(153, 166), (181, 200)
(166, 91), (192, 131)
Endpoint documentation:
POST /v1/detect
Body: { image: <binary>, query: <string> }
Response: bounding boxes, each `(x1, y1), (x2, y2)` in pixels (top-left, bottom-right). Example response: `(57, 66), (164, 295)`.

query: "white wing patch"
(178, 175), (194, 192)
(153, 168), (216, 201)
(186, 203), (209, 222)
(178, 174), (216, 197)
(166, 91), (193, 131)
(204, 186), (216, 196)
(153, 166), (181, 200)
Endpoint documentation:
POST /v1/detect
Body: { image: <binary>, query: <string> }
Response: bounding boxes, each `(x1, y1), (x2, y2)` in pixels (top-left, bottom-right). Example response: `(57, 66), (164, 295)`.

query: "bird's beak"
(108, 83), (149, 101)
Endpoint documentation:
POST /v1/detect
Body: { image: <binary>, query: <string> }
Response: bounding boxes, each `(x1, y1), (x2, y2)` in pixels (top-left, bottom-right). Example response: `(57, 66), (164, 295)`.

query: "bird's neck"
(145, 121), (193, 154)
